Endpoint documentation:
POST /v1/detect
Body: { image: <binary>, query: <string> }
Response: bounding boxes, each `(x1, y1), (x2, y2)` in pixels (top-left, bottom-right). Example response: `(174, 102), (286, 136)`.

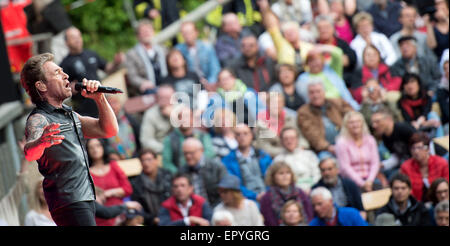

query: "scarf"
(140, 173), (161, 216)
(217, 79), (248, 103)
(400, 97), (427, 119)
(136, 44), (156, 84)
(270, 185), (308, 225)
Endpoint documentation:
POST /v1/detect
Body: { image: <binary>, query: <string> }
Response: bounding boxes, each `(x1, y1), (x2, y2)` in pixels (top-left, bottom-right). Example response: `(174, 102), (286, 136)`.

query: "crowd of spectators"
(23, 0), (449, 226)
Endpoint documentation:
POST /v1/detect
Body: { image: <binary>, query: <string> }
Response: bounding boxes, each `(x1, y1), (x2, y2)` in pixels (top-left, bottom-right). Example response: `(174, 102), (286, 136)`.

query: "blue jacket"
(176, 40), (221, 83)
(309, 206), (368, 226)
(221, 149), (272, 201)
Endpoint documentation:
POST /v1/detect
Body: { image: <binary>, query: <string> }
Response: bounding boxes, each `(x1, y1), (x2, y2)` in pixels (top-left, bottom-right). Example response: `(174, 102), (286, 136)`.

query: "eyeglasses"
(436, 189), (449, 195)
(410, 145), (428, 151)
(183, 149), (200, 155)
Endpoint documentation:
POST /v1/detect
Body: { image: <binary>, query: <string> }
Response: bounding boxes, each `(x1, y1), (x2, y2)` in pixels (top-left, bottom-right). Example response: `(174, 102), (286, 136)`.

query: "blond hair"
(352, 12), (373, 29)
(339, 111), (370, 140)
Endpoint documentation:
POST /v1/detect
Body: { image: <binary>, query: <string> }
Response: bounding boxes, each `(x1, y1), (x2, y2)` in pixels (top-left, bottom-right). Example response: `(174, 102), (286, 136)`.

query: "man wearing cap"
(179, 138), (228, 207)
(391, 35), (441, 95)
(158, 174), (213, 226)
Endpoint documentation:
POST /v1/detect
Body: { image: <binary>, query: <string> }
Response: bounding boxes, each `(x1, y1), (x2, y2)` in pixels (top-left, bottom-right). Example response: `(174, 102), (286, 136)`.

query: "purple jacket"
(260, 186), (314, 226)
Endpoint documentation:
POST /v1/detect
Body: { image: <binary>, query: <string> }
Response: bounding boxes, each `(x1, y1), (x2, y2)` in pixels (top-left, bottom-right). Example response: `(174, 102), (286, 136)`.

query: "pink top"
(335, 134), (380, 187)
(335, 19), (354, 44)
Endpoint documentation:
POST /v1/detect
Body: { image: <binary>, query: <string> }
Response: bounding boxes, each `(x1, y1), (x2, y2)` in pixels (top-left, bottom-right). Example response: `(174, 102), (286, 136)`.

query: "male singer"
(21, 53), (118, 226)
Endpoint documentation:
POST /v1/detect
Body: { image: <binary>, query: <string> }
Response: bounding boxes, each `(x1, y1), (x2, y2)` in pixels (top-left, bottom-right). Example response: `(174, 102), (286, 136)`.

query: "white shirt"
(213, 200), (263, 226)
(350, 32), (398, 68)
(179, 199), (193, 226)
(24, 210), (56, 226)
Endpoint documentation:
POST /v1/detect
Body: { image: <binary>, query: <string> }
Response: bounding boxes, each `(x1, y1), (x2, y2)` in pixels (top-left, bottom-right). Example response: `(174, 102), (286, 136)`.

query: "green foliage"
(61, 0), (137, 61)
(179, 0), (206, 12)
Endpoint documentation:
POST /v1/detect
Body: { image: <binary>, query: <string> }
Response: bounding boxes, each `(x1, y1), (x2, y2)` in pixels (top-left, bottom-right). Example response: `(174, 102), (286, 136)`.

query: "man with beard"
(312, 158), (366, 219)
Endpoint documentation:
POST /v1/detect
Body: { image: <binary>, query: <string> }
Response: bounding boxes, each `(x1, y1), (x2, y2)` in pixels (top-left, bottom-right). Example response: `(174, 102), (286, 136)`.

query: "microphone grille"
(74, 83), (83, 91)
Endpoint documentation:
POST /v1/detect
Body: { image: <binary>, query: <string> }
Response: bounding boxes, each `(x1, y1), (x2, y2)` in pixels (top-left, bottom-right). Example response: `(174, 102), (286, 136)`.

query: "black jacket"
(336, 37), (357, 74)
(129, 168), (173, 226)
(334, 37), (358, 89)
(376, 195), (432, 226)
(312, 175), (364, 211)
(179, 157), (228, 207)
(390, 56), (441, 92)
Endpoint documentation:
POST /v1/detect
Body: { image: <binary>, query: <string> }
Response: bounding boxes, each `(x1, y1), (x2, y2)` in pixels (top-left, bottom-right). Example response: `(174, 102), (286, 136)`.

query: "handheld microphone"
(74, 83), (123, 94)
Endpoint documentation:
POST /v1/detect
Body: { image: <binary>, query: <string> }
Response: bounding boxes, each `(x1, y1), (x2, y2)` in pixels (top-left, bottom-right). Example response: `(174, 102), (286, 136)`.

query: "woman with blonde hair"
(24, 179), (56, 226)
(335, 111), (381, 192)
(260, 162), (313, 226)
(280, 200), (309, 226)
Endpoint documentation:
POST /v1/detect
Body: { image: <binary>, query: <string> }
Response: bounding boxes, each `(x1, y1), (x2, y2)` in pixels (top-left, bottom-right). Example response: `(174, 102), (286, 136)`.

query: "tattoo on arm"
(25, 114), (48, 143)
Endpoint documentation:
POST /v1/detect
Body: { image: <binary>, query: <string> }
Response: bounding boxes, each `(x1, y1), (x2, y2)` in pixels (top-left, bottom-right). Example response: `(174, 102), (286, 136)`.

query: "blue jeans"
(427, 112), (444, 138)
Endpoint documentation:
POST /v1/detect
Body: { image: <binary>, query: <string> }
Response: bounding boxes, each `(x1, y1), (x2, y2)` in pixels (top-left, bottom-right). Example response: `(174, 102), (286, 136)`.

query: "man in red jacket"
(158, 174), (213, 226)
(400, 132), (449, 202)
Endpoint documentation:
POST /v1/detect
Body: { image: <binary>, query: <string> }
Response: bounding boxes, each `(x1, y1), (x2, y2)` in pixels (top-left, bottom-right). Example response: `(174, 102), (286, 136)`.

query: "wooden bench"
(117, 155), (163, 177)
(361, 188), (392, 211)
(117, 158), (142, 177)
